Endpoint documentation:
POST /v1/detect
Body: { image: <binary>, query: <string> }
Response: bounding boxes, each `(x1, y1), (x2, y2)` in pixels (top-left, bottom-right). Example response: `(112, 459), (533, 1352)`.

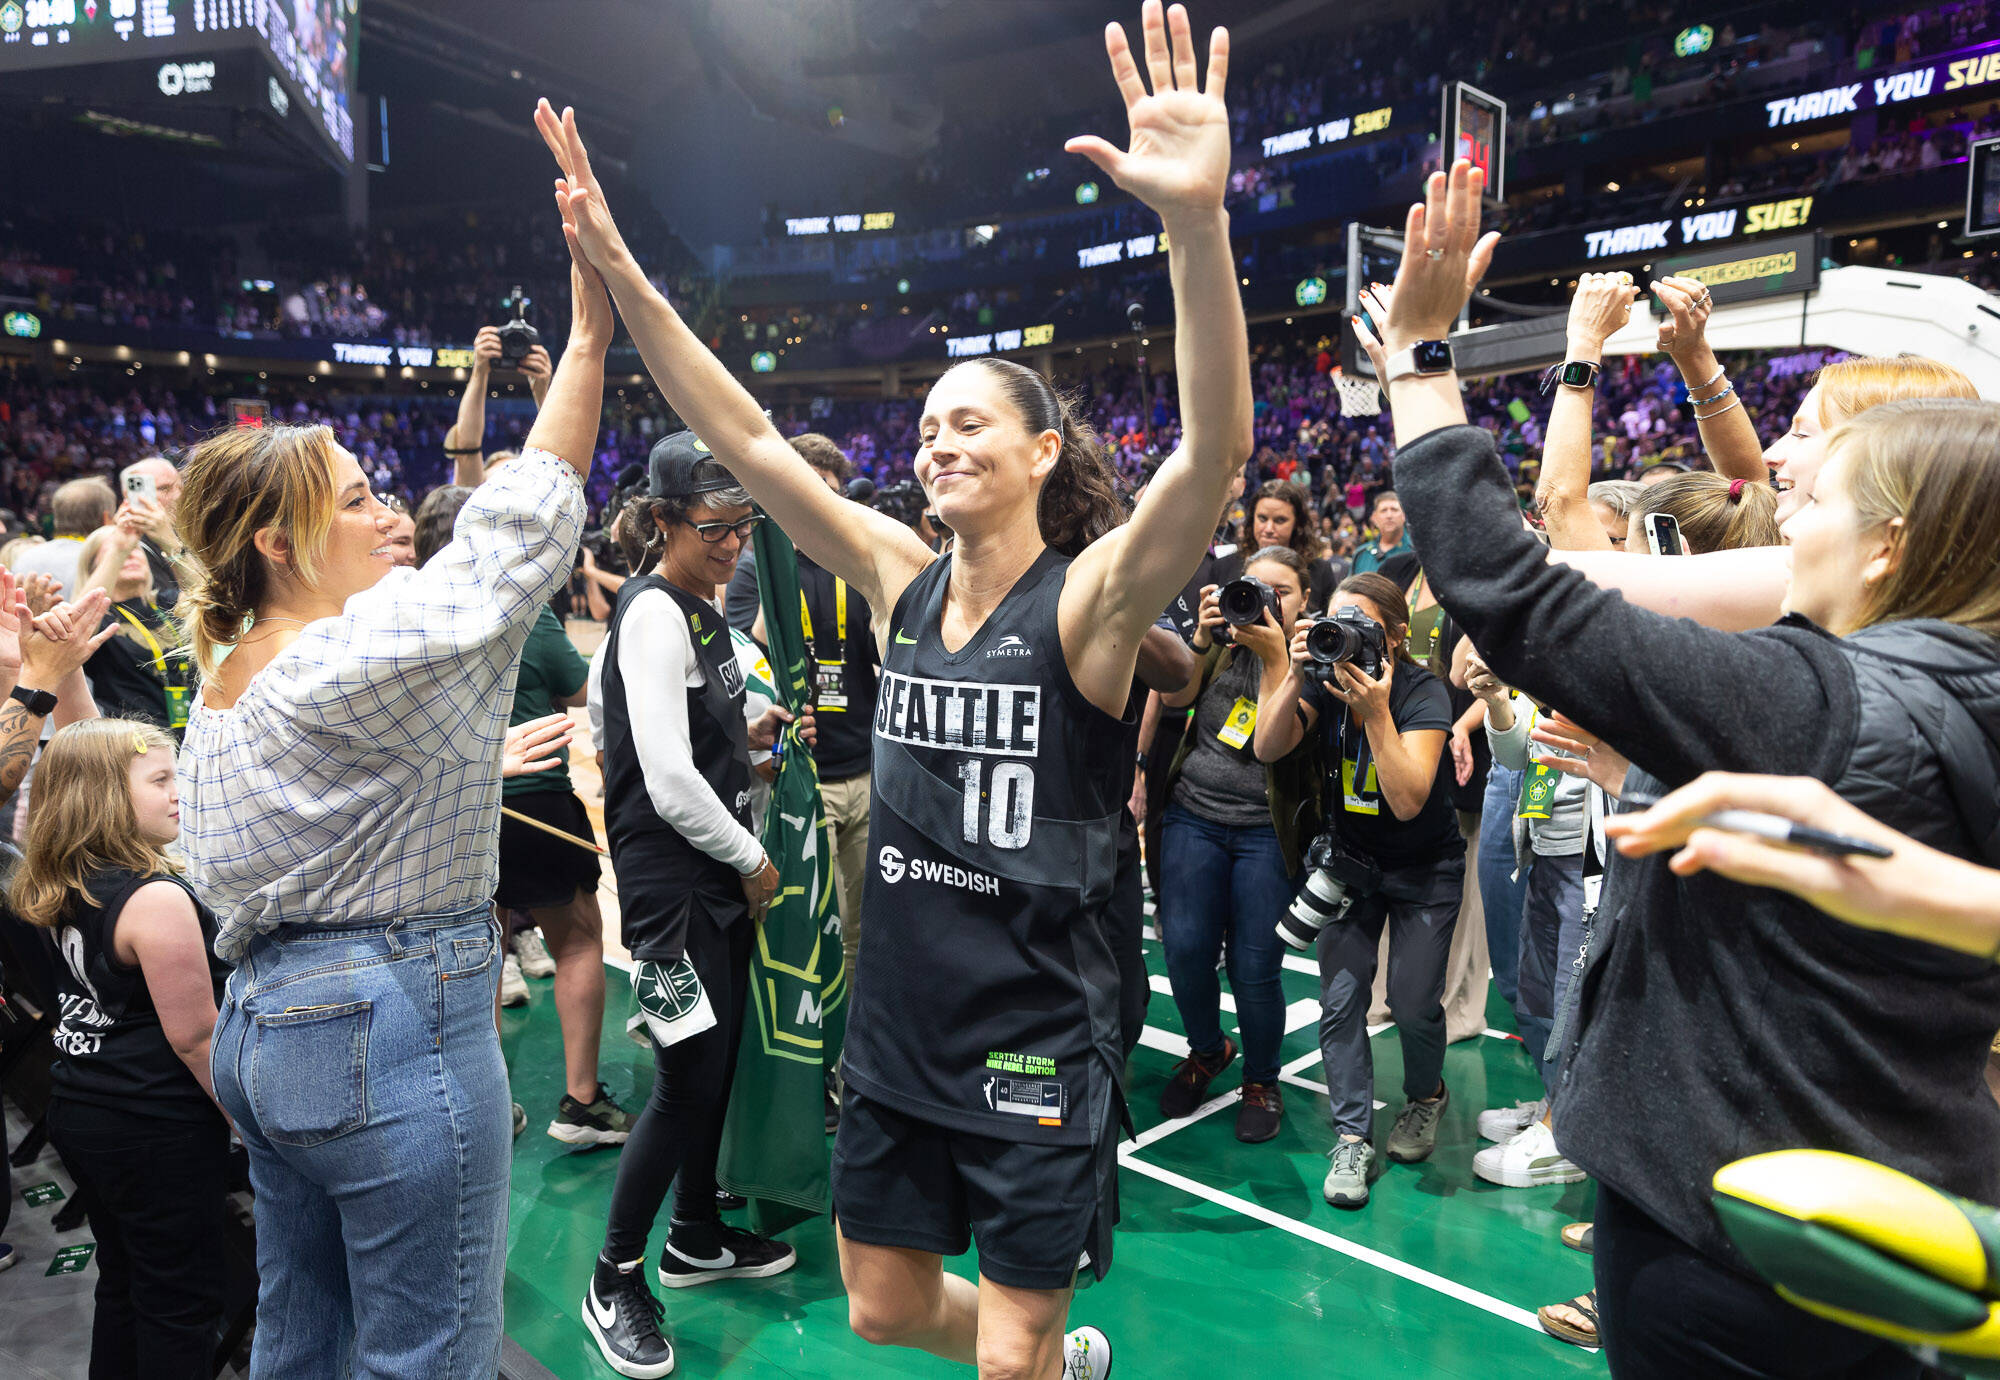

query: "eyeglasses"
(681, 515), (764, 544)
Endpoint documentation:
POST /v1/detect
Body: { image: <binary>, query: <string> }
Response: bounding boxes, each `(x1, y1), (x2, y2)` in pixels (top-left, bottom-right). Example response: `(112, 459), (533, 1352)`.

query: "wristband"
(1692, 394), (1744, 422)
(1686, 363), (1726, 393)
(443, 445), (484, 455)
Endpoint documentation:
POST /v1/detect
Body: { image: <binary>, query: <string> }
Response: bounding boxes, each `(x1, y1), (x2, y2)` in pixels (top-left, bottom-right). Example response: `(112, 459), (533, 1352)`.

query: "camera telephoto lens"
(1305, 616), (1361, 667)
(1277, 866), (1351, 950)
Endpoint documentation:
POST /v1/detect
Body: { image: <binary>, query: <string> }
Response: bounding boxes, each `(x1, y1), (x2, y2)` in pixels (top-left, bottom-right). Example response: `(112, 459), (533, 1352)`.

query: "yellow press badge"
(1217, 696), (1257, 750)
(1342, 755), (1381, 815)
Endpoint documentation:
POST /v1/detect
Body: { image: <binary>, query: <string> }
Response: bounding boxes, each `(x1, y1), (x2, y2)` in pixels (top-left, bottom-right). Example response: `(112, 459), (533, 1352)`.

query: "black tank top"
(842, 547), (1128, 1146)
(599, 574), (753, 950)
(50, 870), (227, 1124)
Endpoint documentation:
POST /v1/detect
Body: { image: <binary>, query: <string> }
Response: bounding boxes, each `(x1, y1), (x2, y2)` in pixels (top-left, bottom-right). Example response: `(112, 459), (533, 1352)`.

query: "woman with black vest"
(538, 8), (1250, 1372)
(582, 428), (794, 1378)
(1377, 158), (2000, 1380)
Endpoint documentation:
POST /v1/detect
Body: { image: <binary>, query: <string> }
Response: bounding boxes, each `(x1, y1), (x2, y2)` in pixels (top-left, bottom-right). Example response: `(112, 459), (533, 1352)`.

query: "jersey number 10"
(957, 760), (1035, 850)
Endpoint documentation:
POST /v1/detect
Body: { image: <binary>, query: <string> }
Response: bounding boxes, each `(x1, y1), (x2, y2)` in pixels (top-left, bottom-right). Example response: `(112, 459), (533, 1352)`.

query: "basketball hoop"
(1336, 371), (1382, 418)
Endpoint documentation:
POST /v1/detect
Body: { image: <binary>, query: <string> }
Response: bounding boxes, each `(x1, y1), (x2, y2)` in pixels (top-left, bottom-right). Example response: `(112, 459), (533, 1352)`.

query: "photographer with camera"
(1153, 548), (1322, 1143)
(445, 301), (554, 489)
(1252, 571), (1461, 1208)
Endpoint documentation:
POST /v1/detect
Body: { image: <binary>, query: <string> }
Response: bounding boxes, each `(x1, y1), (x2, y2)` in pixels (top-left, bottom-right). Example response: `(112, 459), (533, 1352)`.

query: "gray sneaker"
(1386, 1085), (1449, 1164)
(1323, 1137), (1375, 1208)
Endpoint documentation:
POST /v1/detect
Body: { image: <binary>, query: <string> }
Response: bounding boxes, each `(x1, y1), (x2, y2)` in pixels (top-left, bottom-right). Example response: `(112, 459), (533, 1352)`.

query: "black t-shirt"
(1319, 660), (1460, 870)
(50, 870), (228, 1124)
(799, 552), (878, 782)
(85, 599), (185, 734)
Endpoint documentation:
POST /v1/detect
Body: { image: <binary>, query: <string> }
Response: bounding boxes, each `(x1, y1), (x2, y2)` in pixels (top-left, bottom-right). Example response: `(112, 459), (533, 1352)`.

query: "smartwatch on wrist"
(1384, 339), (1455, 384)
(1135, 752), (1150, 771)
(9, 685), (57, 717)
(1539, 359), (1601, 395)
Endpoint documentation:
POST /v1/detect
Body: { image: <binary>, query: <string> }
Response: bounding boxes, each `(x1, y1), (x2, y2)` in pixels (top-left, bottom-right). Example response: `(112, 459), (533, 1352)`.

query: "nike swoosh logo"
(589, 1284), (618, 1330)
(700, 630), (718, 645)
(667, 1243), (737, 1270)
(894, 630), (917, 645)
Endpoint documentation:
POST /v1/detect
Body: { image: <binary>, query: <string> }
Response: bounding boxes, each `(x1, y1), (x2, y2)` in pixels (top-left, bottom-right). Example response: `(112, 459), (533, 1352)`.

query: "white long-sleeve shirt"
(590, 587), (763, 875)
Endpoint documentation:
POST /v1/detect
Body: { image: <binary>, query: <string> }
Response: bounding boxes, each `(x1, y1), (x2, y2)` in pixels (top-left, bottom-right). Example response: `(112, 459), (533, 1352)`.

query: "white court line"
(1118, 1155), (1560, 1340)
(1140, 922), (1318, 977)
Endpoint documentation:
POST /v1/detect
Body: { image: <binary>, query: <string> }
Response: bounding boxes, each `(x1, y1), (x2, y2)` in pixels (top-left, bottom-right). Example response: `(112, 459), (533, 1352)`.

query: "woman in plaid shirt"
(172, 217), (612, 1378)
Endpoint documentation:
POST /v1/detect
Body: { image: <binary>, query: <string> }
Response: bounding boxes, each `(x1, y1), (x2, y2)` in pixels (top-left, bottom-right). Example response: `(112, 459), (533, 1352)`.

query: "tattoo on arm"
(0, 701), (38, 804)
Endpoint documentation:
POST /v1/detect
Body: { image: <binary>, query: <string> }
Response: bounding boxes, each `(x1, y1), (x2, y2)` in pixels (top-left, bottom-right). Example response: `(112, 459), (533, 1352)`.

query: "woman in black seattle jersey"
(538, 5), (1249, 1373)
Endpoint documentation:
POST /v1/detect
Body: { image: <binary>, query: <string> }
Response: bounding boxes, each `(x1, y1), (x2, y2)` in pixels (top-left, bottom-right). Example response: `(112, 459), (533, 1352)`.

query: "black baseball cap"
(645, 429), (740, 500)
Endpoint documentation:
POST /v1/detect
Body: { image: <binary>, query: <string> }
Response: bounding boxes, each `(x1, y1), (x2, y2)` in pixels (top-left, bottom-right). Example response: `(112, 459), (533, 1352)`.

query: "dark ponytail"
(969, 357), (1127, 557)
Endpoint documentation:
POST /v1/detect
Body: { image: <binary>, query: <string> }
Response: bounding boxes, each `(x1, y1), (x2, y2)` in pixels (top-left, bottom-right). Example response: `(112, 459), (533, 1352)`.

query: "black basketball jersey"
(842, 547), (1129, 1146)
(599, 574), (753, 947)
(51, 870), (228, 1124)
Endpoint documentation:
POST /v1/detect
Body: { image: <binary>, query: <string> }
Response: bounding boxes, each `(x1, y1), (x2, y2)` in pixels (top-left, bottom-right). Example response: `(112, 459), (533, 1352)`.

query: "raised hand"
(1350, 283), (1395, 379)
(1064, 2), (1231, 227)
(1568, 271), (1641, 352)
(1382, 159), (1500, 353)
(1652, 275), (1714, 359)
(22, 590), (117, 686)
(0, 568), (25, 681)
(534, 100), (632, 279)
(21, 573), (60, 619)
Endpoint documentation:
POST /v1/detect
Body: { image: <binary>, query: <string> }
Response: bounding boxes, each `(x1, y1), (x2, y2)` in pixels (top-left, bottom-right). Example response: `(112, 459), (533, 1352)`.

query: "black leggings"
(1593, 1186), (1929, 1380)
(602, 899), (754, 1262)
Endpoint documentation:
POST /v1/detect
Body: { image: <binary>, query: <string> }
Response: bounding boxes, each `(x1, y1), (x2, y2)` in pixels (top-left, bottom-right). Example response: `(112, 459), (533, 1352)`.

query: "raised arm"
(445, 328), (501, 486)
(1537, 273), (1639, 551)
(522, 239), (610, 478)
(1652, 276), (1765, 484)
(533, 100), (932, 618)
(1060, 3), (1251, 707)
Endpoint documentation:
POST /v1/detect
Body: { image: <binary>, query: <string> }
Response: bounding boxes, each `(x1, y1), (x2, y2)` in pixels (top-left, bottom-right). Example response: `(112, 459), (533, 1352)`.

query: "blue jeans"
(1514, 851), (1584, 1096)
(1158, 805), (1299, 1083)
(212, 908), (509, 1380)
(1479, 765), (1530, 1009)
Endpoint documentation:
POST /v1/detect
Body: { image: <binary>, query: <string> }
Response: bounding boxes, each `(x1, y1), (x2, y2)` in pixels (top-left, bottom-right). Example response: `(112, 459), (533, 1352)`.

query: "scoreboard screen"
(1442, 81), (1506, 202)
(1968, 136), (2000, 238)
(0, 0), (355, 165)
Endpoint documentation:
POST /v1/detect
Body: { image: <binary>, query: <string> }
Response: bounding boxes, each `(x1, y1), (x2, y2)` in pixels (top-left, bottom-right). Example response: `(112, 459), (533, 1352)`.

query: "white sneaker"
(500, 953), (530, 1008)
(1476, 1097), (1547, 1144)
(1473, 1120), (1586, 1187)
(513, 927), (557, 979)
(1062, 1325), (1112, 1380)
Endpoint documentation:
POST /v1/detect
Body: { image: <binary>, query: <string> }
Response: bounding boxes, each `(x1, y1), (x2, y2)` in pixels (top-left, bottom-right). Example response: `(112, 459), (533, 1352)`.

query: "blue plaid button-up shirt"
(182, 448), (586, 962)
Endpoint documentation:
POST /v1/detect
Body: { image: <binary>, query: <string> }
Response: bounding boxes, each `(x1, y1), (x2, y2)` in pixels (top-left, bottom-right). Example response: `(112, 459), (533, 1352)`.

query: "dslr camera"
(869, 479), (929, 529)
(495, 285), (540, 367)
(1303, 603), (1389, 679)
(1277, 831), (1383, 950)
(1216, 576), (1282, 637)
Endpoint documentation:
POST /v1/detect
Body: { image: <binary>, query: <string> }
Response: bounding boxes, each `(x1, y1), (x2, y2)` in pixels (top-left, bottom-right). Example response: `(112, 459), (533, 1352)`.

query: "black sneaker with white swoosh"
(582, 1256), (676, 1378)
(656, 1220), (798, 1289)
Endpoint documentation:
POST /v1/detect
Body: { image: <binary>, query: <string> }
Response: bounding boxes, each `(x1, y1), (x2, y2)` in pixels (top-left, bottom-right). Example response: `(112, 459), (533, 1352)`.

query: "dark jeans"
(603, 898), (754, 1262)
(1478, 766), (1528, 1009)
(47, 1097), (230, 1380)
(1514, 851), (1584, 1096)
(1158, 805), (1298, 1084)
(1594, 1186), (1927, 1380)
(1315, 853), (1464, 1137)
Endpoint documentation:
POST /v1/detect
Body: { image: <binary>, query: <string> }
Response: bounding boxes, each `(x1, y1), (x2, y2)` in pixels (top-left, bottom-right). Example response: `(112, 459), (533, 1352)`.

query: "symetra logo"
(986, 634), (1033, 660)
(877, 846), (1000, 895)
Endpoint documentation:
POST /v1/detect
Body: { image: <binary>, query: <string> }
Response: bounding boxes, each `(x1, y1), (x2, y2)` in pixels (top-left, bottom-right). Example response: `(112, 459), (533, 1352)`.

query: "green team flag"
(716, 518), (847, 1234)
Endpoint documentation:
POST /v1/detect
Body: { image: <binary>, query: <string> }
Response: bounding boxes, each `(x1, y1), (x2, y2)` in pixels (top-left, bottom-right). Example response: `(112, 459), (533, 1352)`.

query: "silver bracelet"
(1692, 393), (1744, 423)
(1686, 363), (1726, 393)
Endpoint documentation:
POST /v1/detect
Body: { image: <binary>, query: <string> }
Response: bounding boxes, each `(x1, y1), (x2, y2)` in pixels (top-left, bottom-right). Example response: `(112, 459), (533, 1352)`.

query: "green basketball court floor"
(499, 916), (1608, 1379)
